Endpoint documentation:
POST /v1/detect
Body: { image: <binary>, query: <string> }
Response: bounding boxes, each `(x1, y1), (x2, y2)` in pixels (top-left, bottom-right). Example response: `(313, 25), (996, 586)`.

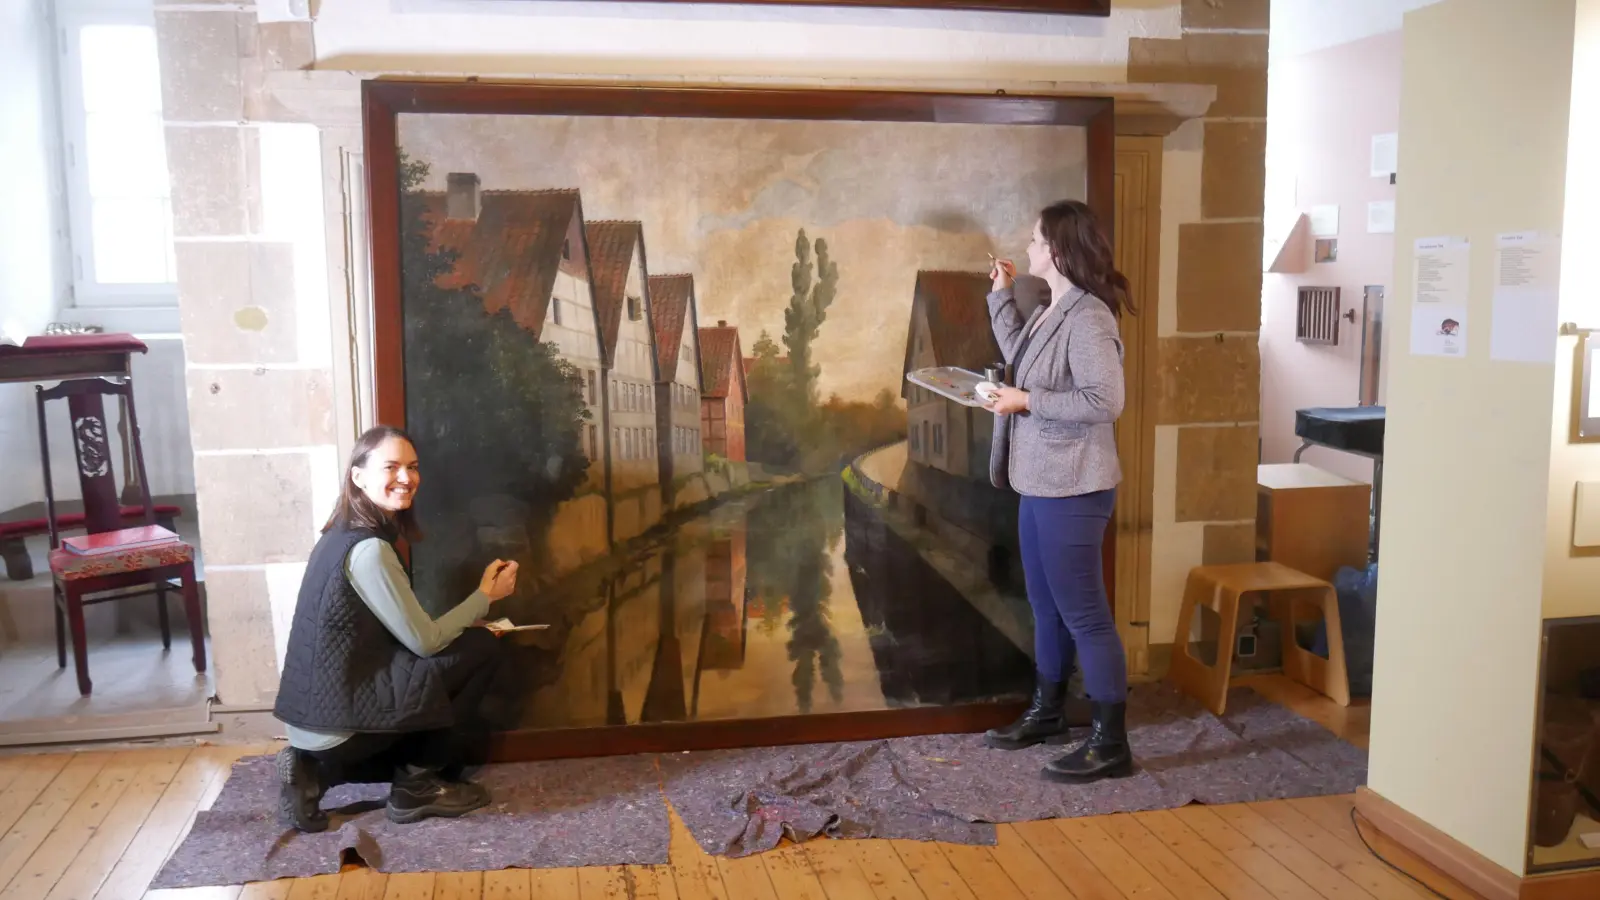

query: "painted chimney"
(446, 172), (480, 220)
(717, 320), (727, 327)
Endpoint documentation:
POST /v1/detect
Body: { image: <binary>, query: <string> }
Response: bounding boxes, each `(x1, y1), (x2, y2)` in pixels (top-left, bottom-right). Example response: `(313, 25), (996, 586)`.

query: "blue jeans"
(1019, 489), (1128, 702)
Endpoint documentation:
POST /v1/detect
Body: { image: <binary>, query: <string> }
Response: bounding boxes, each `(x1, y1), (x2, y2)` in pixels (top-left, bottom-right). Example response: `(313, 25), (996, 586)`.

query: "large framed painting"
(363, 80), (1116, 760)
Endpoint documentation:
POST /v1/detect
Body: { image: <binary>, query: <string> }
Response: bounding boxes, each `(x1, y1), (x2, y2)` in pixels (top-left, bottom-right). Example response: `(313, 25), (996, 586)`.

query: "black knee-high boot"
(1043, 700), (1133, 782)
(985, 676), (1073, 750)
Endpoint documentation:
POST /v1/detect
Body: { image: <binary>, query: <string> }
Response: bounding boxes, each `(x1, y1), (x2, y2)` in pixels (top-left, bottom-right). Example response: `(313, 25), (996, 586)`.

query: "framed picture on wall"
(1573, 328), (1600, 443)
(361, 79), (1117, 759)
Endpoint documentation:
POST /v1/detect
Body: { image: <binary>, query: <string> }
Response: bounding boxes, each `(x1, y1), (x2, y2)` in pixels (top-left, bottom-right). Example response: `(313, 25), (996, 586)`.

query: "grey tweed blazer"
(986, 284), (1125, 498)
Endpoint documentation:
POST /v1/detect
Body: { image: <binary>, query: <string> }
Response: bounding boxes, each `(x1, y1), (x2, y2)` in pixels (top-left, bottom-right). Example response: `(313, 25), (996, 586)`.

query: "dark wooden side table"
(0, 335), (151, 490)
(0, 334), (153, 579)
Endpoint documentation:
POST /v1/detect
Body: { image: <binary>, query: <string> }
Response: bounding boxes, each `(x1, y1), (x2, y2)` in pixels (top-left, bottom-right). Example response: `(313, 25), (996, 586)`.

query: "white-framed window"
(55, 0), (177, 307)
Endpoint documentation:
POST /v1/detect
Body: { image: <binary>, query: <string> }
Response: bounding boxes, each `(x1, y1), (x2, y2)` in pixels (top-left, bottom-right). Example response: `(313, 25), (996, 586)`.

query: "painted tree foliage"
(744, 330), (801, 467)
(745, 229), (906, 473)
(398, 153), (591, 614)
(784, 229), (839, 406)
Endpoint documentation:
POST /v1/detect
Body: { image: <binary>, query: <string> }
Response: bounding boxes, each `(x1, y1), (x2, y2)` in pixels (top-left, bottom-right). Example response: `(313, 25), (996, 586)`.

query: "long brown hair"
(322, 425), (422, 542)
(1039, 199), (1136, 317)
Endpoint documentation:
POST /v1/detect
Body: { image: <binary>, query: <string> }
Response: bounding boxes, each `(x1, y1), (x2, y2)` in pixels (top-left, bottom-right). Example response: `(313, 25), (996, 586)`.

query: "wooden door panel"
(1111, 136), (1163, 675)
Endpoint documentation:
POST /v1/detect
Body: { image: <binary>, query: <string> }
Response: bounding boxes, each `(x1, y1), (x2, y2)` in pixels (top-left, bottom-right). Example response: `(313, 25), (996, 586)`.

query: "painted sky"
(398, 113), (1087, 403)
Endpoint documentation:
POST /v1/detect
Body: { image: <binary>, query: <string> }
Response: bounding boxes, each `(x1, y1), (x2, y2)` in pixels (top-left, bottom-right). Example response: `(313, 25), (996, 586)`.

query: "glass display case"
(1528, 615), (1600, 874)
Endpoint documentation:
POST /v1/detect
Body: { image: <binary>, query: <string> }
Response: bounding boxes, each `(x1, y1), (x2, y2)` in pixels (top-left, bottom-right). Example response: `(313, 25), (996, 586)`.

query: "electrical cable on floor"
(1348, 807), (1452, 899)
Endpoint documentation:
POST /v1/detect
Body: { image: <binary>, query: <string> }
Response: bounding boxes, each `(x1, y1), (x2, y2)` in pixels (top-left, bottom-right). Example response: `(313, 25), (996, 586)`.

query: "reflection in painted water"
(486, 478), (1033, 730)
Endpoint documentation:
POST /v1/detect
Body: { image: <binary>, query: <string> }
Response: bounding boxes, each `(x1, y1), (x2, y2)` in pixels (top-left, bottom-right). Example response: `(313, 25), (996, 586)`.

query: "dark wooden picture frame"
(362, 79), (1117, 762)
(517, 0), (1111, 14)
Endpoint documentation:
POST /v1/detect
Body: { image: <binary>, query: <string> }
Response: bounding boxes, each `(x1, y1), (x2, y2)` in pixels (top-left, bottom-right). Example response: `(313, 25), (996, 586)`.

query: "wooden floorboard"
(985, 824), (1078, 900)
(0, 760), (27, 797)
(38, 748), (189, 900)
(0, 676), (1489, 900)
(798, 838), (876, 900)
(96, 747), (255, 900)
(0, 756), (75, 852)
(334, 870), (387, 900)
(761, 846), (829, 900)
(1130, 809), (1280, 900)
(1055, 816), (1181, 900)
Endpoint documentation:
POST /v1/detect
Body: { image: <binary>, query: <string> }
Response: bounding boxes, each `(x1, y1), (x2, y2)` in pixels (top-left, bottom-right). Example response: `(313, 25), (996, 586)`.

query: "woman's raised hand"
(479, 559), (520, 602)
(990, 257), (1016, 291)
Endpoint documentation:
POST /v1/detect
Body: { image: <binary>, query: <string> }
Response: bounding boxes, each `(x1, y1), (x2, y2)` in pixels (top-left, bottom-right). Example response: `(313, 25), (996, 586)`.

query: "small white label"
(1310, 205), (1340, 237)
(1372, 133), (1398, 177)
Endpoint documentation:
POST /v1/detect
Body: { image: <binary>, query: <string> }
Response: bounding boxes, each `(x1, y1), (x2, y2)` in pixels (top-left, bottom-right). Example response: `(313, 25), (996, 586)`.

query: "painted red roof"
(648, 274), (697, 387)
(418, 189), (583, 339)
(903, 270), (1003, 383)
(698, 326), (744, 400)
(584, 221), (644, 364)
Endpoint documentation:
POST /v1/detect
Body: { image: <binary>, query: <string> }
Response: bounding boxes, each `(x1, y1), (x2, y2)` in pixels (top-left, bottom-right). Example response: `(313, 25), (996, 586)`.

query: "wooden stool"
(1167, 561), (1350, 715)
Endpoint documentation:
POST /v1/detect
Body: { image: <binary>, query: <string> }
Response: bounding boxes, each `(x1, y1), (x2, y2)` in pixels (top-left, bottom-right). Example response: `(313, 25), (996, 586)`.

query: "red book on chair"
(62, 524), (179, 556)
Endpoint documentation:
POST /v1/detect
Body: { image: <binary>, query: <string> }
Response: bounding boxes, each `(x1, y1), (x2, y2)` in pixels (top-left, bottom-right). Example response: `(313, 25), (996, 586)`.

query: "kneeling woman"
(273, 425), (520, 832)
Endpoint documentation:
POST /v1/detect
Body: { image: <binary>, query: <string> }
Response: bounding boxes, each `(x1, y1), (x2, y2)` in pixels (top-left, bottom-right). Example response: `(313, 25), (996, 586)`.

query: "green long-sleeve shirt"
(285, 537), (490, 752)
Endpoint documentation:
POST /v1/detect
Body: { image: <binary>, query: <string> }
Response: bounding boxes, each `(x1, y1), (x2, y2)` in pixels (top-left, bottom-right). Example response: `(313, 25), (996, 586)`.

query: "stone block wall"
(156, 5), (331, 706)
(1133, 0), (1269, 651)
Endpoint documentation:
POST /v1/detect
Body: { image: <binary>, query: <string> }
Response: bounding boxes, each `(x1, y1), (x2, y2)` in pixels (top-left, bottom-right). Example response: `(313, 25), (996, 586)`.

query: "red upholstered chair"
(35, 377), (206, 695)
(1, 505), (183, 581)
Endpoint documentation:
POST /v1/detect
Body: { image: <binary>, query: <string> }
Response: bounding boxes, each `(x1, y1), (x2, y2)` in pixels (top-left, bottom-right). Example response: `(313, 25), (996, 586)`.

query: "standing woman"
(981, 199), (1134, 783)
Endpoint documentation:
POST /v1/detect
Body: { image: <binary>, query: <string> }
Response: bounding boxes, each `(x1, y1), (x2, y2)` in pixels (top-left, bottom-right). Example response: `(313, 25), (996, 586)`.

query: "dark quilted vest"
(273, 523), (454, 733)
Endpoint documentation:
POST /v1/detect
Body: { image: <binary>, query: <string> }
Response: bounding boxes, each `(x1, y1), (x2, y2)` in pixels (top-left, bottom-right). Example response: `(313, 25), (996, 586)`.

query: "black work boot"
(386, 766), (492, 825)
(985, 677), (1072, 750)
(277, 747), (329, 833)
(1043, 700), (1133, 783)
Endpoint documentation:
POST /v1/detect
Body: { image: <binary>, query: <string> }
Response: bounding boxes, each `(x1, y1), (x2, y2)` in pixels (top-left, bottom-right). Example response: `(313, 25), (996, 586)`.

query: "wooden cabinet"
(1256, 463), (1372, 581)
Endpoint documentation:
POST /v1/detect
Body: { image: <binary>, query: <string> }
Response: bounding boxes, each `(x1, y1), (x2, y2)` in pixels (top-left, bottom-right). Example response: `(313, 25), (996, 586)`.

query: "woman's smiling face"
(351, 436), (420, 512)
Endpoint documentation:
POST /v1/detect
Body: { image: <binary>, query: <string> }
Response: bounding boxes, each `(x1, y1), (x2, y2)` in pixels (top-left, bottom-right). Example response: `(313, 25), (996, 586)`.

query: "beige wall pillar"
(1367, 0), (1576, 877)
